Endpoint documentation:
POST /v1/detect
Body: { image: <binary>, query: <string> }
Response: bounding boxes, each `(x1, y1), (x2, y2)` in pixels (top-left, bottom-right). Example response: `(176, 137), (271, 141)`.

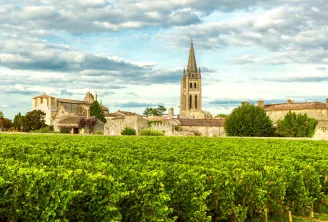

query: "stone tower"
(180, 40), (205, 119)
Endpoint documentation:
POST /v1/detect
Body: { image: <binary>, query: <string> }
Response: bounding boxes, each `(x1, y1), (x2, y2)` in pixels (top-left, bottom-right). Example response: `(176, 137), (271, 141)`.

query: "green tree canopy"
(22, 110), (47, 132)
(143, 105), (167, 116)
(224, 103), (274, 137)
(276, 111), (318, 137)
(0, 111), (4, 130)
(90, 101), (106, 123)
(1, 118), (12, 130)
(13, 112), (23, 131)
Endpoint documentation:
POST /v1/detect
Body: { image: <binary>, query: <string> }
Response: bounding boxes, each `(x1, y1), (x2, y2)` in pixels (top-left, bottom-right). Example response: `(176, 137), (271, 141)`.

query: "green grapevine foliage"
(0, 135), (328, 221)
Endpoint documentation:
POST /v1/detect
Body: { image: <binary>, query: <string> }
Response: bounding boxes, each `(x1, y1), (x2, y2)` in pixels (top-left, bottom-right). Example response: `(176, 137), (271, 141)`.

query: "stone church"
(179, 40), (205, 119)
(30, 40), (226, 136)
(148, 40), (226, 136)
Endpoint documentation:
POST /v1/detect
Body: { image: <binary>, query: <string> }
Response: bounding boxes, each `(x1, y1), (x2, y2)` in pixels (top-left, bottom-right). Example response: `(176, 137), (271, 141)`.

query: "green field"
(1, 134), (328, 221)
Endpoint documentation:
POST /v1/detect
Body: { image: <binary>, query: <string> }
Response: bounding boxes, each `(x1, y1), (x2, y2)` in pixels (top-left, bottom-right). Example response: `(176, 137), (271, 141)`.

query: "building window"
(189, 95), (192, 109)
(194, 83), (197, 88)
(195, 95), (197, 109)
(190, 83), (192, 88)
(40, 98), (43, 104)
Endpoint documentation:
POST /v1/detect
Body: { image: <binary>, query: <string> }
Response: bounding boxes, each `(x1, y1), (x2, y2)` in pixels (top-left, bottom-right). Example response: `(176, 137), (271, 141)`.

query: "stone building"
(254, 99), (328, 139)
(255, 99), (328, 123)
(32, 92), (109, 133)
(180, 40), (205, 119)
(104, 110), (148, 135)
(173, 118), (225, 136)
(148, 108), (225, 136)
(147, 40), (225, 137)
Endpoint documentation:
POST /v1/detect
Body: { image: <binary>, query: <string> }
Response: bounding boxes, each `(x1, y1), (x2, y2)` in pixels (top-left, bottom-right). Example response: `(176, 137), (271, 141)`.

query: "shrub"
(31, 126), (55, 133)
(224, 103), (274, 137)
(121, 127), (136, 135)
(96, 131), (103, 135)
(139, 128), (165, 136)
(59, 127), (70, 134)
(276, 112), (318, 137)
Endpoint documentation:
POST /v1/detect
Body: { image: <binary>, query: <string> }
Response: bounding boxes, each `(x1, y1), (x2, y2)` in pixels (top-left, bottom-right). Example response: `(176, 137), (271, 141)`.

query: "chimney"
(287, 99), (293, 104)
(241, 101), (248, 106)
(257, 100), (264, 108)
(168, 107), (174, 117)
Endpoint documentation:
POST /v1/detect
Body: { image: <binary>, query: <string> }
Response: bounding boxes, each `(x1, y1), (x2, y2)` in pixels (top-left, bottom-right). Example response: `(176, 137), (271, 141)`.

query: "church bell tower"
(180, 40), (204, 119)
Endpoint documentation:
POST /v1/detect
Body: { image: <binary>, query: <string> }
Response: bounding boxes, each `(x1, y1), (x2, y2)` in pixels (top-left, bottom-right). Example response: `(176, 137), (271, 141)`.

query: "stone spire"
(187, 39), (197, 73)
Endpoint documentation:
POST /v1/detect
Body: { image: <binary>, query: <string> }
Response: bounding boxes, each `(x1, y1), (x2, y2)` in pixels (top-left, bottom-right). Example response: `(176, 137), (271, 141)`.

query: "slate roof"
(264, 102), (327, 111)
(177, 118), (225, 127)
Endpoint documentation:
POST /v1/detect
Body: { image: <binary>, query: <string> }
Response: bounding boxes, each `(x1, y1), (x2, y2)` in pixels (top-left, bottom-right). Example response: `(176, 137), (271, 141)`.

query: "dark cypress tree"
(89, 101), (106, 123)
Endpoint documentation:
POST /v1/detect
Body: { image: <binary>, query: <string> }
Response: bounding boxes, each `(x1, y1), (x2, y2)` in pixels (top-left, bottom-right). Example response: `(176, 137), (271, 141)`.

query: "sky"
(1, 0), (328, 119)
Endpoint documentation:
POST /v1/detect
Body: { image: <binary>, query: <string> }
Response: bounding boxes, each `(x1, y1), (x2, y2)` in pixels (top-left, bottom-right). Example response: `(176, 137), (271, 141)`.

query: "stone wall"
(179, 126), (225, 137)
(267, 109), (328, 123)
(150, 121), (175, 135)
(104, 116), (148, 136)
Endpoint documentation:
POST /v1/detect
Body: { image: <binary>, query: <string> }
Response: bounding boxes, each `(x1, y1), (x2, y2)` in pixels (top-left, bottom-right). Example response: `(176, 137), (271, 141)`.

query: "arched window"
(195, 95), (198, 109)
(189, 95), (192, 109)
(194, 83), (197, 88)
(190, 83), (192, 88)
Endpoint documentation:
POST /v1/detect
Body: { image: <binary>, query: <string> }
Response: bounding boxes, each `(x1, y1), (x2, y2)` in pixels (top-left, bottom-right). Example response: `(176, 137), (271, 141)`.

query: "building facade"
(147, 40), (225, 137)
(180, 40), (205, 119)
(254, 99), (328, 139)
(32, 92), (109, 133)
(104, 110), (148, 135)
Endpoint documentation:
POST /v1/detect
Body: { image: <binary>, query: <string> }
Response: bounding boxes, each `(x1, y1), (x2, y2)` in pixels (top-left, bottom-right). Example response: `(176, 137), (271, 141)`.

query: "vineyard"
(1, 134), (328, 221)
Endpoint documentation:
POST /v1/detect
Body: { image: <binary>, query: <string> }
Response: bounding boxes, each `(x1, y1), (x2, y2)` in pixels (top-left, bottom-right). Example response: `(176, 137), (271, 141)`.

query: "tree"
(86, 117), (98, 134)
(0, 112), (12, 131)
(0, 111), (4, 130)
(22, 110), (47, 132)
(143, 108), (157, 116)
(143, 105), (167, 116)
(2, 118), (12, 131)
(90, 101), (106, 123)
(13, 112), (24, 131)
(156, 105), (167, 116)
(224, 103), (274, 137)
(276, 112), (318, 137)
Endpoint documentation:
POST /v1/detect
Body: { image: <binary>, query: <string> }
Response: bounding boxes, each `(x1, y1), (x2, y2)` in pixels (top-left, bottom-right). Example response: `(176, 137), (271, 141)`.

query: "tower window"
(195, 95), (198, 109)
(190, 83), (192, 88)
(194, 83), (197, 88)
(189, 95), (192, 109)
